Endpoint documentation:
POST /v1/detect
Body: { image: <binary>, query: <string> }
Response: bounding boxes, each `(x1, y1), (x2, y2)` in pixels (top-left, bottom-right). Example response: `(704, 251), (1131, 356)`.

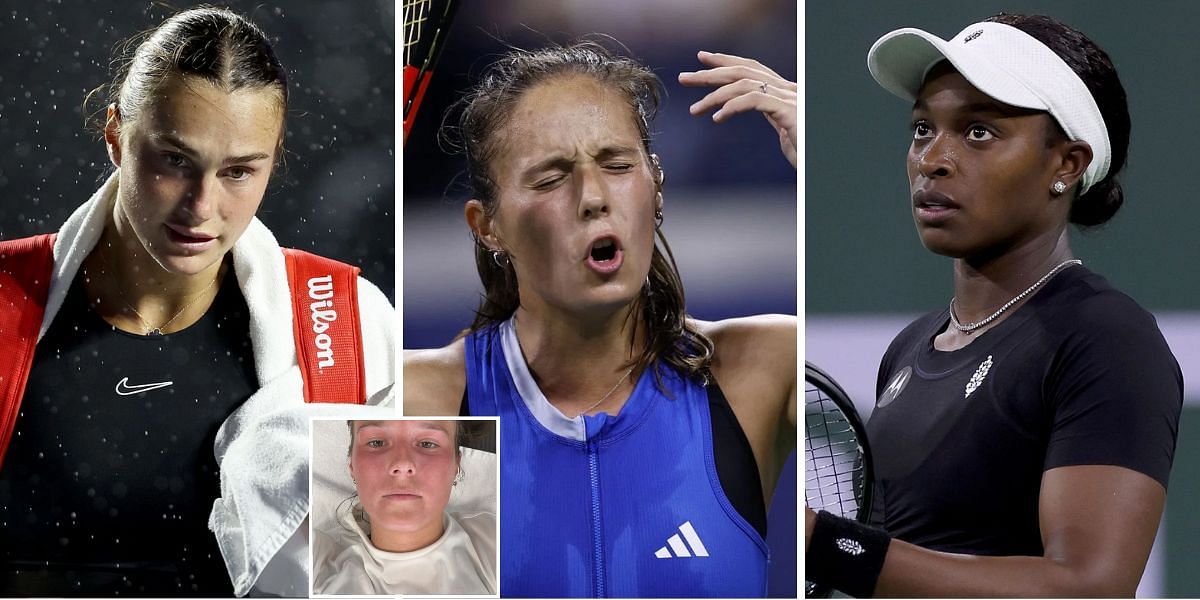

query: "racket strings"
(804, 386), (866, 520)
(401, 0), (431, 64)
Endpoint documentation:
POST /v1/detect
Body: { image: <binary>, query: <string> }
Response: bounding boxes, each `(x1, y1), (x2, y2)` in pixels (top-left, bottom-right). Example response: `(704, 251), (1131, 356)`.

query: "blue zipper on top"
(587, 437), (606, 598)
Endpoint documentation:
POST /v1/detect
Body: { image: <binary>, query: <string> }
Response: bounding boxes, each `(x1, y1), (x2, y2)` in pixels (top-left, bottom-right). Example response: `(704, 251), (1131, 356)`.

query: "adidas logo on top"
(654, 521), (709, 558)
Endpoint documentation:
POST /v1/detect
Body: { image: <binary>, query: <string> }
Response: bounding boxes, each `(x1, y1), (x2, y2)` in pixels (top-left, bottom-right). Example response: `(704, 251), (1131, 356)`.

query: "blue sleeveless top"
(465, 320), (768, 597)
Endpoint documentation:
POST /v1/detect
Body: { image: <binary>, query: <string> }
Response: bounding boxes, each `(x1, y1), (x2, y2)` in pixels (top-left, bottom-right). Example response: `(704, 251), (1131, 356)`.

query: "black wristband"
(806, 510), (891, 598)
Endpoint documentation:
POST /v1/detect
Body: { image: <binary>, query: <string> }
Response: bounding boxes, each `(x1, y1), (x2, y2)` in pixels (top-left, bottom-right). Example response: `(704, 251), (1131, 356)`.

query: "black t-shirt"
(0, 270), (256, 596)
(866, 266), (1182, 556)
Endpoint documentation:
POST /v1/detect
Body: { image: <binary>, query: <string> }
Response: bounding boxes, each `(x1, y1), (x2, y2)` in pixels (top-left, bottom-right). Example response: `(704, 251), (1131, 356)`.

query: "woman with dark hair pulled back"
(805, 13), (1181, 597)
(405, 38), (798, 597)
(0, 6), (394, 596)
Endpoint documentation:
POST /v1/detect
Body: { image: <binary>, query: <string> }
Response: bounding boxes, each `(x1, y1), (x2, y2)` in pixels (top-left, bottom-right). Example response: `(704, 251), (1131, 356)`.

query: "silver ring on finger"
(759, 81), (769, 95)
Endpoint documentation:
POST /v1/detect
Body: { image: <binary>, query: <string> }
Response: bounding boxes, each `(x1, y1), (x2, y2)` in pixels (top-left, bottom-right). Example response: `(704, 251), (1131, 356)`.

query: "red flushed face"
(906, 65), (1067, 259)
(349, 420), (458, 542)
(479, 74), (661, 318)
(108, 75), (282, 275)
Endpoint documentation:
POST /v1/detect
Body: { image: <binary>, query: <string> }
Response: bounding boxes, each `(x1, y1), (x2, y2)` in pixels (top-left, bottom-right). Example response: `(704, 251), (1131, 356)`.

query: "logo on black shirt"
(965, 355), (993, 398)
(114, 377), (174, 396)
(877, 366), (912, 408)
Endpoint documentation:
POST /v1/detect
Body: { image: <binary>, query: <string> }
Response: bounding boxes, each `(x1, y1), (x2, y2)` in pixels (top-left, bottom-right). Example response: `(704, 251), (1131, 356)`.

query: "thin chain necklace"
(510, 314), (638, 418)
(949, 259), (1082, 334)
(97, 246), (220, 336)
(572, 366), (635, 418)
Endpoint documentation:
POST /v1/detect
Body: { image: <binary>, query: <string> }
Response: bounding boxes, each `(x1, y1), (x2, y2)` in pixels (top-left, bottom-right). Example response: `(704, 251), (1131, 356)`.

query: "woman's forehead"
(354, 420), (453, 435)
(915, 67), (1043, 120)
(133, 76), (283, 147)
(496, 75), (643, 165)
(915, 63), (985, 105)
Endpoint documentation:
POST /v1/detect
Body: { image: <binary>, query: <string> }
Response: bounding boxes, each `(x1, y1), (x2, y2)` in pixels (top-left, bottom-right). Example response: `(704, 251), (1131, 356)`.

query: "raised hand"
(679, 51), (797, 168)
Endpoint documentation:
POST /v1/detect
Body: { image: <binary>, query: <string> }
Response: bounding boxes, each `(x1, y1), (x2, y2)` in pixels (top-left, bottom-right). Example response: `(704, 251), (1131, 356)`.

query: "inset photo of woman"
(311, 418), (499, 596)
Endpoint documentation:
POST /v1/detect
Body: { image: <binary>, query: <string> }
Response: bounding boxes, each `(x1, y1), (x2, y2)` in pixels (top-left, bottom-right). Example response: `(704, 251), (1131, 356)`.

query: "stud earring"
(1051, 181), (1067, 195)
(654, 209), (664, 228)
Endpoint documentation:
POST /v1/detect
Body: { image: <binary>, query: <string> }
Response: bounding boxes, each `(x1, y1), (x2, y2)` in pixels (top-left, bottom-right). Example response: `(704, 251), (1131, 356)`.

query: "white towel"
(213, 387), (396, 596)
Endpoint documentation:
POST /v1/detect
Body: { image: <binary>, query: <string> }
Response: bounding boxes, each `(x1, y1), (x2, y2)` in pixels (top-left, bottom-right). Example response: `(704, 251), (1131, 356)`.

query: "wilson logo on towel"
(307, 275), (338, 368)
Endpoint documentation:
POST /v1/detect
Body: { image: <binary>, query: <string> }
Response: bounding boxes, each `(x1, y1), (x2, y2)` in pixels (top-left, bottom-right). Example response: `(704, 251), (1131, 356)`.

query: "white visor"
(867, 21), (1111, 194)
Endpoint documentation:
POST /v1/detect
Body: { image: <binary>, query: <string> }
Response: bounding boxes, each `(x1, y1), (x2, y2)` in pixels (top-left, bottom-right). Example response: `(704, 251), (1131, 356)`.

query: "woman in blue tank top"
(404, 41), (796, 597)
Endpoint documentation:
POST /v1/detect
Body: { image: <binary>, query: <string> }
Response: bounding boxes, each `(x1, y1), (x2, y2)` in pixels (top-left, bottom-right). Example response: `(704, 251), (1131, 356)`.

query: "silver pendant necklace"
(949, 259), (1082, 334)
(97, 246), (220, 336)
(127, 276), (219, 336)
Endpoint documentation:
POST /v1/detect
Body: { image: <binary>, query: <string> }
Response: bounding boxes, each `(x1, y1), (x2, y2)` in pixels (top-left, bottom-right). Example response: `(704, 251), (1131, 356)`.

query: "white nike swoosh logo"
(115, 377), (174, 396)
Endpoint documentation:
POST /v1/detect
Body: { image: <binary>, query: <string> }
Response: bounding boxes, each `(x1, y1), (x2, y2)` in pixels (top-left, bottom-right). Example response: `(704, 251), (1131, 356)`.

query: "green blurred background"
(806, 2), (1200, 596)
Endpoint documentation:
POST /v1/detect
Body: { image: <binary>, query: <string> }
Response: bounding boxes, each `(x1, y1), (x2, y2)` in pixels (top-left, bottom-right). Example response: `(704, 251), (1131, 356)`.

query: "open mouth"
(585, 236), (624, 275)
(916, 199), (955, 210)
(911, 190), (959, 211)
(911, 190), (960, 224)
(590, 238), (617, 262)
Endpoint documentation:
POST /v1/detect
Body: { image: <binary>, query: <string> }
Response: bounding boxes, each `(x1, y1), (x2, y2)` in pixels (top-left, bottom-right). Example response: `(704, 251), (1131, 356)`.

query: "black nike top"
(866, 266), (1183, 556)
(0, 268), (256, 596)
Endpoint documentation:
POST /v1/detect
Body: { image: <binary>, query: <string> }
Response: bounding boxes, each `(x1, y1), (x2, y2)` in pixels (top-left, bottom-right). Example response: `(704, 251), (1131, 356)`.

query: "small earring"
(650, 153), (664, 187)
(1051, 181), (1067, 195)
(492, 250), (509, 268)
(654, 209), (664, 228)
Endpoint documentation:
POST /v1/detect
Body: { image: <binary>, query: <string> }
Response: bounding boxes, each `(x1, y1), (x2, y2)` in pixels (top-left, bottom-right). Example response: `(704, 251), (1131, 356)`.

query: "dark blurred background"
(806, 2), (1200, 596)
(403, 1), (797, 596)
(0, 0), (395, 300)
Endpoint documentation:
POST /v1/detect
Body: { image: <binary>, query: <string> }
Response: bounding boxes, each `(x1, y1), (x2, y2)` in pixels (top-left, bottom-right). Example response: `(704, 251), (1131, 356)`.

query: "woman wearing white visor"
(804, 14), (1182, 597)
